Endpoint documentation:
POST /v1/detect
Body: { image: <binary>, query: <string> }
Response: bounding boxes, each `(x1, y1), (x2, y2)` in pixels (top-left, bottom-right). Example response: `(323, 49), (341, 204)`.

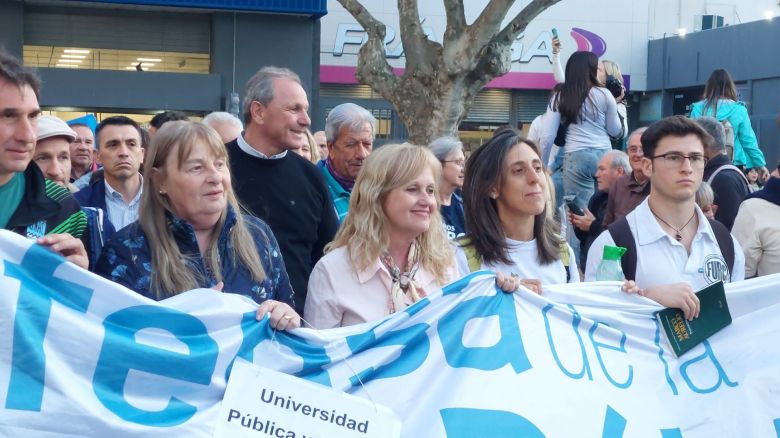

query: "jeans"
(550, 148), (566, 212)
(563, 148), (608, 210)
(563, 148), (608, 269)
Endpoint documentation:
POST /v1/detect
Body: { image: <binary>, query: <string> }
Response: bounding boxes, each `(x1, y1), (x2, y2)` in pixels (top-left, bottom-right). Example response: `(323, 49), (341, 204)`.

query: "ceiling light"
(61, 54), (86, 59)
(63, 49), (90, 54)
(136, 58), (162, 62)
(765, 10), (774, 20)
(678, 27), (687, 36)
(58, 59), (83, 63)
(55, 64), (79, 68)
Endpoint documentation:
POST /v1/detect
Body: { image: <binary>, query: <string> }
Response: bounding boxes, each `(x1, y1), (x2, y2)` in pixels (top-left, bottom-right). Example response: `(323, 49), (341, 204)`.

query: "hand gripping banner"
(0, 230), (779, 437)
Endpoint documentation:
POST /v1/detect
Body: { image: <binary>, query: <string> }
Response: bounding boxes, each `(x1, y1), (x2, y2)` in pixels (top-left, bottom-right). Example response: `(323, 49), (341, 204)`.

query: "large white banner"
(1, 229), (779, 437)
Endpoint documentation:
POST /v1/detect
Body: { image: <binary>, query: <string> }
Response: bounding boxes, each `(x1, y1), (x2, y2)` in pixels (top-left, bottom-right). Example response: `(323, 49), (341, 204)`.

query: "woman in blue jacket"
(690, 69), (766, 171)
(96, 121), (299, 330)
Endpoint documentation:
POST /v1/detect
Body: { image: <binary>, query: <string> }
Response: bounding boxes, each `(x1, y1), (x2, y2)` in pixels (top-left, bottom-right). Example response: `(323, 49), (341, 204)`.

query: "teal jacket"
(690, 99), (765, 168)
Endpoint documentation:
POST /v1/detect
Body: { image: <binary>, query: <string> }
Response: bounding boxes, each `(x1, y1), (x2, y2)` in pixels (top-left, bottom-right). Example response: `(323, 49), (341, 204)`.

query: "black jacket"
(574, 190), (609, 267)
(703, 154), (750, 230)
(7, 164), (87, 241)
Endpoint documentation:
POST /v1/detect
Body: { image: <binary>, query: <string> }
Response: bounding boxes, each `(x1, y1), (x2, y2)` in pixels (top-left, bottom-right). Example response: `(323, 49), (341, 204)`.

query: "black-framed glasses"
(650, 152), (707, 168)
(442, 159), (465, 167)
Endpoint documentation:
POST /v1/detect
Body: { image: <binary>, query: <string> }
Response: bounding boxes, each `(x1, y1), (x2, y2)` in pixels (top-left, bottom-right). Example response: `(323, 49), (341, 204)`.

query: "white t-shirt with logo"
(584, 198), (745, 289)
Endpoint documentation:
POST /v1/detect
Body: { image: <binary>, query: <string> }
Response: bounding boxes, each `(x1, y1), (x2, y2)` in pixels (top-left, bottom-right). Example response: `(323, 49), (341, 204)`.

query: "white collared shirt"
(237, 133), (287, 160)
(585, 197), (745, 289)
(104, 175), (143, 230)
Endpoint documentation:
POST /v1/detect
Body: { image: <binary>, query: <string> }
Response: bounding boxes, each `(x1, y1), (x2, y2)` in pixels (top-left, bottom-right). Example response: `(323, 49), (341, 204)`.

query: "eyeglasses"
(442, 159), (465, 167)
(650, 152), (707, 169)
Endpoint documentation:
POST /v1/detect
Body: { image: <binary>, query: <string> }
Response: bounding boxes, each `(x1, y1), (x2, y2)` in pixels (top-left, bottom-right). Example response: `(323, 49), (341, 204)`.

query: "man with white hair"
(227, 66), (338, 316)
(570, 150), (630, 266)
(318, 103), (376, 222)
(203, 111), (243, 144)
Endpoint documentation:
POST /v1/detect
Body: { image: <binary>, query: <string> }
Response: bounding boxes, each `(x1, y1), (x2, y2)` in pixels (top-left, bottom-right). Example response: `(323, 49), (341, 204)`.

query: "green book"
(657, 281), (732, 357)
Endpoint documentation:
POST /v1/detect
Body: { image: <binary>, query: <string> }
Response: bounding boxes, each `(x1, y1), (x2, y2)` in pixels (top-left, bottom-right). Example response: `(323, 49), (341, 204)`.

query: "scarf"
(325, 158), (356, 192)
(380, 242), (422, 314)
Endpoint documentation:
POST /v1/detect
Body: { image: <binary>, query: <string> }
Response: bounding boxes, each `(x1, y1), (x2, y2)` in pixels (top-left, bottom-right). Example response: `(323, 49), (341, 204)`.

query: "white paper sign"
(214, 360), (402, 438)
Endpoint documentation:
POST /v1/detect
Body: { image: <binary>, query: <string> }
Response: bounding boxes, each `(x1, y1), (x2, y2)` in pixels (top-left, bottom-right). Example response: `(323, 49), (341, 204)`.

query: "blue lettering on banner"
(601, 405), (627, 438)
(440, 408), (545, 437)
(345, 322), (431, 387)
(3, 245), (94, 411)
(232, 312), (333, 386)
(660, 428), (683, 438)
(773, 418), (780, 436)
(92, 306), (218, 427)
(678, 340), (738, 394)
(438, 294), (531, 373)
(589, 322), (634, 389)
(543, 304), (593, 380)
(652, 316), (678, 395)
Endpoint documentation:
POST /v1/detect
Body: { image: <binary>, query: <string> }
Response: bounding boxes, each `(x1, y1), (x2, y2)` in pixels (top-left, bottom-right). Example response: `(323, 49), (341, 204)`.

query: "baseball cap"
(37, 115), (77, 142)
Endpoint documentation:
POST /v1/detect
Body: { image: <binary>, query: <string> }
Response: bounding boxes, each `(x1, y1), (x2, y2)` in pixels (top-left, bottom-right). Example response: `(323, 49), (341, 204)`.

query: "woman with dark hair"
(690, 69), (766, 171)
(540, 51), (623, 215)
(455, 129), (579, 292)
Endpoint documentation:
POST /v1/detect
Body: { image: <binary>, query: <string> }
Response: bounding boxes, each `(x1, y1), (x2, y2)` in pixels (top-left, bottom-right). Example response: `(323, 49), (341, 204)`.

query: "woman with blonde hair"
(293, 129), (321, 164)
(304, 143), (456, 328)
(97, 120), (300, 330)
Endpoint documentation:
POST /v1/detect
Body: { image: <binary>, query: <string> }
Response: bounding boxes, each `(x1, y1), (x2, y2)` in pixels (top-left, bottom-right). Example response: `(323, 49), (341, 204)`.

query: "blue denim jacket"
(95, 205), (294, 305)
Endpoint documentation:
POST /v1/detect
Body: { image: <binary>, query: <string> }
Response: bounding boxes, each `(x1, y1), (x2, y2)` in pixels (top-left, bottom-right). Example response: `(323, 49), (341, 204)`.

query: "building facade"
(319, 0), (779, 148)
(0, 0), (325, 123)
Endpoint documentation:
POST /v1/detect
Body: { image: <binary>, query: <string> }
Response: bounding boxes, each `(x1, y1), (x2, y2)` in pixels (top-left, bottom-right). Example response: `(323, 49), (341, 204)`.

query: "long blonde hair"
(304, 129), (321, 164)
(327, 143), (453, 285)
(601, 60), (624, 85)
(141, 120), (266, 299)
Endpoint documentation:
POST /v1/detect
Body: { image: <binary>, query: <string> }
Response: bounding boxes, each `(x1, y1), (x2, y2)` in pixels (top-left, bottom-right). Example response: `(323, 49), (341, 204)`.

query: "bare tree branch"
(397, 0), (441, 76)
(494, 0), (562, 45)
(442, 0), (466, 44)
(470, 0), (513, 48)
(336, 0), (397, 94)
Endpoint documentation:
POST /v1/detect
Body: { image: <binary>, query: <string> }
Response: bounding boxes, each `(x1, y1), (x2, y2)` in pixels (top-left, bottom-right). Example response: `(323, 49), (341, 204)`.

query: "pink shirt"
(304, 246), (454, 329)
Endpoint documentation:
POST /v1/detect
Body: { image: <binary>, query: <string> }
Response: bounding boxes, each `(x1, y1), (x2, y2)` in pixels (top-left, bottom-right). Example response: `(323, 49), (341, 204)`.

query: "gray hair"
(324, 103), (376, 143)
(203, 111), (243, 131)
(696, 180), (715, 207)
(603, 150), (631, 173)
(243, 66), (301, 124)
(694, 117), (726, 151)
(428, 136), (463, 161)
(628, 126), (648, 139)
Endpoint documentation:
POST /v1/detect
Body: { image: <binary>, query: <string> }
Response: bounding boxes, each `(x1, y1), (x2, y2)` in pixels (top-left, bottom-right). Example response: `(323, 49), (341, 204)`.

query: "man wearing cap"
(0, 52), (88, 269)
(33, 115), (115, 268)
(33, 115), (79, 190)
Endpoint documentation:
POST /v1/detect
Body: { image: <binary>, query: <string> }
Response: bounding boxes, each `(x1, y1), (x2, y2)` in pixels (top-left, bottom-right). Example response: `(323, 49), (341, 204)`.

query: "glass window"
(24, 45), (209, 74)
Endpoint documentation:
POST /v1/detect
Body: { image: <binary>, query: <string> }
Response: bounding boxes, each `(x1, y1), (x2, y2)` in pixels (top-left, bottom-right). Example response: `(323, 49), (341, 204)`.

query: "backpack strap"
(456, 236), (482, 273)
(706, 164), (749, 186)
(559, 240), (571, 282)
(707, 218), (735, 280)
(607, 217), (637, 281)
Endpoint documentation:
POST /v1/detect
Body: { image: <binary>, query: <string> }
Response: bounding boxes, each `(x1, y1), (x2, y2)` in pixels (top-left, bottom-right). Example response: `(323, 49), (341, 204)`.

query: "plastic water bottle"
(595, 245), (627, 281)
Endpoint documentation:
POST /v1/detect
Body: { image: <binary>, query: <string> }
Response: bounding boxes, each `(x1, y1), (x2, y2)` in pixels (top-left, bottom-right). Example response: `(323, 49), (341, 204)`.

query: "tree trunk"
(338, 0), (563, 145)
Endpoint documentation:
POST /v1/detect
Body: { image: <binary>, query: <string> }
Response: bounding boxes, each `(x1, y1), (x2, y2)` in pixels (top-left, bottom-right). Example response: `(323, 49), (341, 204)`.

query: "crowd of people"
(2, 44), (779, 333)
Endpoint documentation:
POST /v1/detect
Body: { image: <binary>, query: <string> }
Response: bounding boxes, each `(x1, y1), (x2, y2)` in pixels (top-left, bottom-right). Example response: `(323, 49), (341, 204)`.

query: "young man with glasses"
(585, 116), (744, 321)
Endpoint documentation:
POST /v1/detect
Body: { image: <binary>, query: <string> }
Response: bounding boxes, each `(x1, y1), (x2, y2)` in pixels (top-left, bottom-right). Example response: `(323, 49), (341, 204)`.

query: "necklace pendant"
(675, 233), (682, 241)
